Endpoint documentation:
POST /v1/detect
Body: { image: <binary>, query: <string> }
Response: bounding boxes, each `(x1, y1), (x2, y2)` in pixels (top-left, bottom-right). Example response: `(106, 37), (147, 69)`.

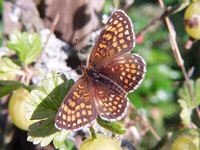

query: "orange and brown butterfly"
(55, 9), (146, 131)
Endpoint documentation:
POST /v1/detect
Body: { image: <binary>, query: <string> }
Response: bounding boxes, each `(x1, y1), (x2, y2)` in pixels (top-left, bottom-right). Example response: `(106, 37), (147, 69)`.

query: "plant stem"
(89, 126), (97, 139)
(158, 0), (200, 120)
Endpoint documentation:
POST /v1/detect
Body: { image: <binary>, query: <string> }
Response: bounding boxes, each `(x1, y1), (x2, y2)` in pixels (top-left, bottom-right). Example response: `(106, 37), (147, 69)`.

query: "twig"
(158, 0), (200, 120)
(136, 0), (190, 38)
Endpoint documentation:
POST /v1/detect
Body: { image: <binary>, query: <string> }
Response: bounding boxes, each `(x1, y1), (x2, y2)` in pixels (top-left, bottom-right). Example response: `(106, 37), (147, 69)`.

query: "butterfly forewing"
(55, 77), (97, 131)
(89, 10), (134, 68)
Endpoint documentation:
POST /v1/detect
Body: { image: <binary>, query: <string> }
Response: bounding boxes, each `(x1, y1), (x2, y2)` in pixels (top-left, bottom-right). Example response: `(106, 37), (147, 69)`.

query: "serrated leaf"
(26, 71), (74, 147)
(0, 56), (20, 72)
(6, 31), (42, 66)
(97, 117), (126, 134)
(53, 130), (70, 149)
(0, 56), (21, 80)
(0, 80), (28, 97)
(177, 99), (191, 126)
(178, 79), (200, 110)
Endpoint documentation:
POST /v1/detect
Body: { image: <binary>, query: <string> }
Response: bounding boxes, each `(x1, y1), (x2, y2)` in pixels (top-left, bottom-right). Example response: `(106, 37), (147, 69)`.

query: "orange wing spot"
(131, 69), (136, 74)
(127, 35), (131, 40)
(136, 72), (141, 75)
(72, 115), (76, 121)
(99, 91), (103, 94)
(120, 76), (124, 80)
(131, 64), (136, 68)
(76, 112), (81, 118)
(82, 110), (86, 115)
(116, 97), (120, 101)
(78, 84), (85, 89)
(109, 107), (113, 112)
(126, 68), (130, 72)
(73, 91), (80, 98)
(125, 25), (129, 29)
(122, 71), (126, 76)
(128, 59), (133, 62)
(113, 101), (118, 105)
(127, 73), (132, 79)
(112, 41), (118, 47)
(117, 46), (122, 51)
(109, 49), (115, 56)
(111, 67), (115, 72)
(111, 27), (117, 32)
(62, 114), (67, 120)
(118, 33), (123, 38)
(118, 27), (124, 32)
(63, 104), (67, 112)
(88, 110), (92, 115)
(112, 106), (117, 111)
(124, 85), (129, 90)
(113, 20), (119, 24)
(124, 79), (129, 84)
(132, 76), (136, 80)
(122, 44), (128, 49)
(125, 64), (130, 67)
(77, 119), (82, 124)
(106, 25), (112, 31)
(137, 65), (141, 70)
(118, 104), (122, 108)
(83, 118), (88, 122)
(67, 116), (71, 122)
(103, 107), (107, 112)
(119, 39), (125, 44)
(113, 36), (117, 42)
(99, 43), (107, 49)
(116, 22), (122, 28)
(105, 34), (112, 40)
(80, 103), (85, 109)
(119, 17), (123, 20)
(125, 30), (129, 35)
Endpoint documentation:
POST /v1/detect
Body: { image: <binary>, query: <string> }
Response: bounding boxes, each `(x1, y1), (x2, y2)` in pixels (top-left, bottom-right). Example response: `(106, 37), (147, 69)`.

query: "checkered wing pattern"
(89, 10), (134, 68)
(55, 77), (97, 131)
(91, 82), (129, 121)
(100, 53), (146, 93)
(55, 10), (146, 131)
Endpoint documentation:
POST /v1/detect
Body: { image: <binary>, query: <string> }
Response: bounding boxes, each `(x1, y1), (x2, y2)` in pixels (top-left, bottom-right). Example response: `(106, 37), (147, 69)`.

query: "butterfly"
(55, 9), (146, 131)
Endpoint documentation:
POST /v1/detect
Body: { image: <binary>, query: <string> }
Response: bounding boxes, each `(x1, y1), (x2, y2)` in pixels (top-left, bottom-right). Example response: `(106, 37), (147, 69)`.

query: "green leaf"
(53, 131), (71, 149)
(178, 78), (200, 110)
(0, 56), (21, 80)
(26, 71), (74, 148)
(97, 117), (126, 134)
(177, 78), (200, 126)
(6, 31), (42, 66)
(0, 80), (27, 97)
(178, 99), (192, 126)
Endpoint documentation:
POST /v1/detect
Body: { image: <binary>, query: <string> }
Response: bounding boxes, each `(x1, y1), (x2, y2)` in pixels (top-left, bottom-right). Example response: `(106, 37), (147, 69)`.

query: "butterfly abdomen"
(87, 69), (127, 96)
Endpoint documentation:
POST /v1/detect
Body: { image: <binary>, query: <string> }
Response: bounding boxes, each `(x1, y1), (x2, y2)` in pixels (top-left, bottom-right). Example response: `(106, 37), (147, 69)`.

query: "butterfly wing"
(55, 77), (97, 131)
(91, 82), (129, 121)
(100, 53), (146, 93)
(89, 10), (134, 68)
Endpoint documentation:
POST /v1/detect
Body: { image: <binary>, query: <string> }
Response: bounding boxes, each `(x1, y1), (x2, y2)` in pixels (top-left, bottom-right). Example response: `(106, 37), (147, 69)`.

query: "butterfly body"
(55, 10), (146, 131)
